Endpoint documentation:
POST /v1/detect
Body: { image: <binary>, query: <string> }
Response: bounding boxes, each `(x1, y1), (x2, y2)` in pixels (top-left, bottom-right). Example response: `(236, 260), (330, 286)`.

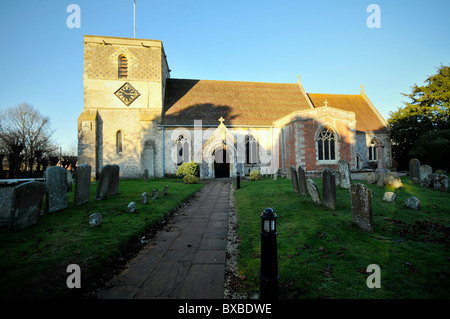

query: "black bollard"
(237, 172), (241, 189)
(260, 208), (279, 299)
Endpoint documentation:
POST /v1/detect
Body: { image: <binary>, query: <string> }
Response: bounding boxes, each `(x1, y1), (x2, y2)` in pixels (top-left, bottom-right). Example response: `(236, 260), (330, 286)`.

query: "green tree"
(388, 64), (450, 170)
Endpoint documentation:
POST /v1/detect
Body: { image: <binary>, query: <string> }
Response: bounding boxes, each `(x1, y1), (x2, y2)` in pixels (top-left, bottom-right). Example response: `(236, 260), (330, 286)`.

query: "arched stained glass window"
(116, 130), (123, 153)
(317, 128), (336, 161)
(368, 138), (378, 161)
(246, 135), (259, 164)
(176, 135), (189, 165)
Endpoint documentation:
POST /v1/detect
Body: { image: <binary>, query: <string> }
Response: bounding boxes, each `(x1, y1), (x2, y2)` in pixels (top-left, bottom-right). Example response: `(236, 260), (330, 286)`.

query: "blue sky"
(1, 0), (449, 152)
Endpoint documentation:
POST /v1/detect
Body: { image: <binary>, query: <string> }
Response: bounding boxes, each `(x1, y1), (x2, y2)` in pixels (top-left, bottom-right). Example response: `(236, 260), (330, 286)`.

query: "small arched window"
(118, 55), (128, 78)
(176, 135), (189, 165)
(246, 135), (259, 164)
(116, 130), (123, 153)
(317, 128), (336, 161)
(368, 138), (378, 161)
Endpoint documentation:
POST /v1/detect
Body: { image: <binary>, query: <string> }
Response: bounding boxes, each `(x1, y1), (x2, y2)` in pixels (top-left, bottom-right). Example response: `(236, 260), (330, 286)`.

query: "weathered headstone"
(144, 169), (149, 182)
(322, 168), (336, 210)
(74, 164), (91, 206)
(127, 202), (136, 213)
(9, 181), (46, 232)
(433, 174), (448, 191)
(350, 183), (374, 233)
(290, 166), (299, 193)
(108, 164), (120, 196)
(161, 185), (169, 196)
(44, 166), (68, 213)
(306, 179), (321, 204)
(152, 189), (158, 200)
(405, 196), (420, 210)
(96, 164), (119, 200)
(419, 165), (432, 183)
(409, 158), (421, 181)
(89, 213), (103, 227)
(383, 192), (396, 202)
(142, 192), (148, 204)
(298, 165), (307, 196)
(338, 160), (351, 189)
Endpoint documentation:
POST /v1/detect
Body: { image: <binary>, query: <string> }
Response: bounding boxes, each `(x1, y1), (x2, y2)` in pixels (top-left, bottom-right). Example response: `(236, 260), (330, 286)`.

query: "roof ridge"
(167, 78), (298, 86)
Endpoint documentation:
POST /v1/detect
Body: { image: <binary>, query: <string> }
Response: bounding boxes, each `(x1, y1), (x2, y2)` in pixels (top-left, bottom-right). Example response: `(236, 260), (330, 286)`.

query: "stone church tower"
(78, 35), (169, 179)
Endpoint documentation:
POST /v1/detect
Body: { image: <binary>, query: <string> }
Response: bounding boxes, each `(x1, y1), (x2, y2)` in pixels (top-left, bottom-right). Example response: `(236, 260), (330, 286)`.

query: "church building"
(78, 35), (391, 179)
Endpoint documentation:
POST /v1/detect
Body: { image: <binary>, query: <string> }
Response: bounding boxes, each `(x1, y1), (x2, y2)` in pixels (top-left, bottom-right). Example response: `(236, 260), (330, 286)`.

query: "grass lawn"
(0, 178), (203, 299)
(234, 176), (450, 299)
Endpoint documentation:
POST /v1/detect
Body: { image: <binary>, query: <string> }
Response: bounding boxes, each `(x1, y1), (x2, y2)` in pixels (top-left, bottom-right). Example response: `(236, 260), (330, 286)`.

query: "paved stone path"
(97, 180), (231, 299)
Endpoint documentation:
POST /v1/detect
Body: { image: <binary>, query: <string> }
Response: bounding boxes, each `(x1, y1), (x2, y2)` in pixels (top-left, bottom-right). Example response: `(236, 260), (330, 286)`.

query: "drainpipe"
(162, 126), (165, 177)
(281, 128), (285, 171)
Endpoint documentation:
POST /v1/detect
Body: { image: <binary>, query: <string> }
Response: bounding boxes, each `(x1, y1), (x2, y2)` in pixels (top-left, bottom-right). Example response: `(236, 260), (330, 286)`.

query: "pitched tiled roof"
(307, 93), (388, 132)
(162, 78), (389, 133)
(162, 79), (312, 126)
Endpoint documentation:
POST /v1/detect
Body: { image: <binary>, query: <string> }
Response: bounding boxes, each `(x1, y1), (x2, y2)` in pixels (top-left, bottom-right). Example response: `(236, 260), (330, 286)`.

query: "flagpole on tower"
(133, 0), (136, 38)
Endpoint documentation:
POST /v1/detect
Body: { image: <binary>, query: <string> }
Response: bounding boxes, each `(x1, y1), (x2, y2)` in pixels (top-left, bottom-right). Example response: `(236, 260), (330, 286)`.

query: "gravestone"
(290, 166), (299, 193)
(74, 164), (91, 206)
(142, 192), (148, 204)
(419, 165), (432, 183)
(298, 165), (307, 196)
(152, 189), (158, 200)
(44, 166), (68, 213)
(89, 213), (102, 227)
(108, 165), (120, 196)
(433, 174), (448, 191)
(405, 196), (420, 210)
(144, 169), (149, 182)
(66, 169), (73, 191)
(409, 158), (421, 181)
(338, 160), (351, 189)
(127, 202), (136, 213)
(322, 168), (336, 210)
(161, 185), (169, 196)
(96, 164), (119, 200)
(350, 183), (374, 233)
(383, 192), (396, 202)
(306, 179), (321, 204)
(9, 181), (46, 232)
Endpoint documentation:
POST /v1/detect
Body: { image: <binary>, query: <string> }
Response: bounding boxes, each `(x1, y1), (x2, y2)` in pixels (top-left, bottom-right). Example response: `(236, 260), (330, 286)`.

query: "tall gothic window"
(176, 135), (189, 165)
(118, 55), (128, 78)
(116, 130), (123, 153)
(317, 128), (336, 161)
(246, 135), (259, 164)
(368, 138), (378, 161)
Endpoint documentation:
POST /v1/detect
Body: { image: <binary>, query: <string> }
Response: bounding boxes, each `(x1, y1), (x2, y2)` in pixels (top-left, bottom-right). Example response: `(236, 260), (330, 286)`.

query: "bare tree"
(0, 103), (56, 177)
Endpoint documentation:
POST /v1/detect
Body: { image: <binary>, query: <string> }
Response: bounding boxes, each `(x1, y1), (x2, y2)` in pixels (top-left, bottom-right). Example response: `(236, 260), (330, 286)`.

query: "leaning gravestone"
(290, 166), (299, 193)
(9, 181), (46, 232)
(306, 179), (321, 204)
(338, 160), (351, 189)
(322, 168), (336, 210)
(44, 166), (68, 213)
(419, 165), (432, 183)
(74, 164), (91, 205)
(350, 183), (374, 233)
(152, 189), (158, 200)
(298, 165), (307, 196)
(409, 158), (421, 181)
(66, 169), (73, 192)
(161, 185), (169, 196)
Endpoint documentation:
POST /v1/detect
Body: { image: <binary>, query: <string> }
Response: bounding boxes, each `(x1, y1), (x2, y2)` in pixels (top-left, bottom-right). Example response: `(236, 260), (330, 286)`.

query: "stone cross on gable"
(218, 117), (225, 124)
(324, 99), (329, 107)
